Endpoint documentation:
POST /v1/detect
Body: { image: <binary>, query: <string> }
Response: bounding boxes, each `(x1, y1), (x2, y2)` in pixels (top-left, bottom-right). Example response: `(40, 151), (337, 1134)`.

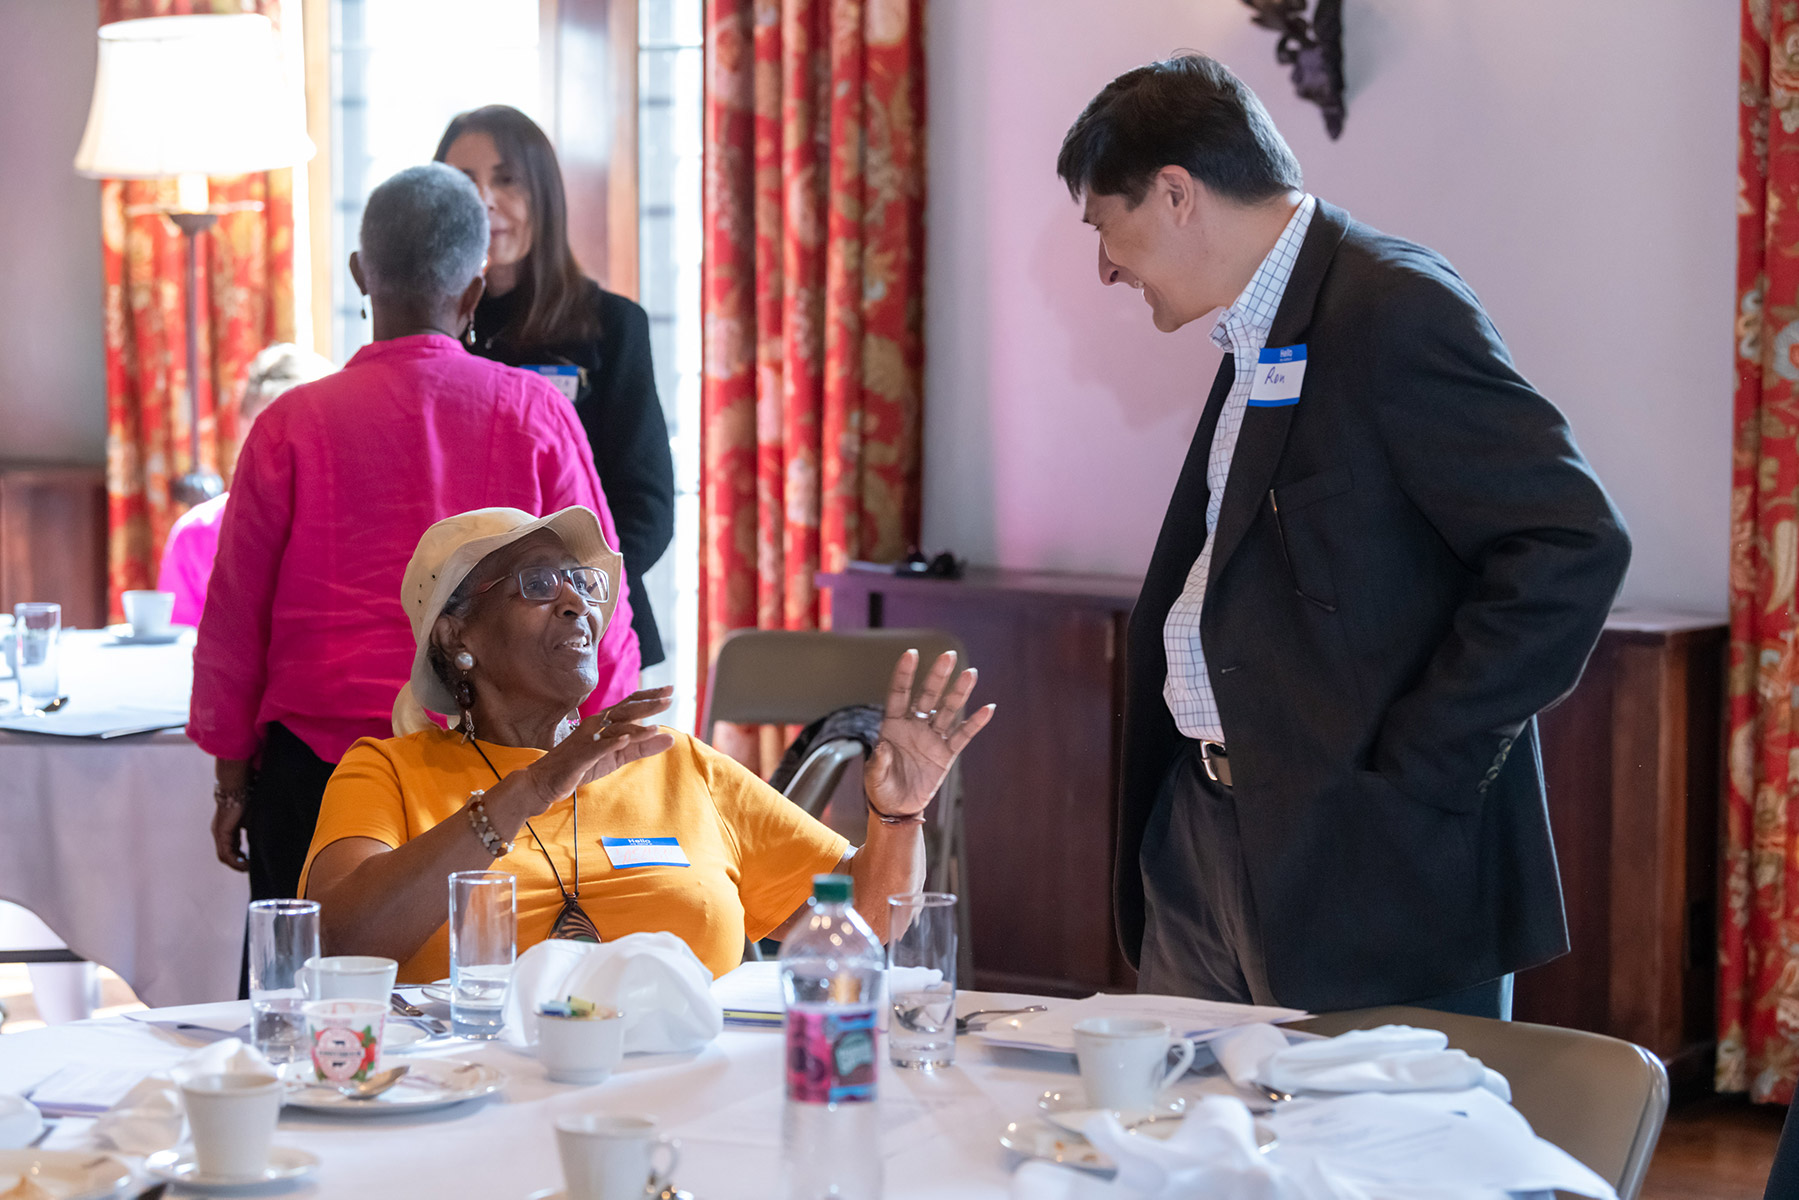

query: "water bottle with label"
(778, 874), (884, 1200)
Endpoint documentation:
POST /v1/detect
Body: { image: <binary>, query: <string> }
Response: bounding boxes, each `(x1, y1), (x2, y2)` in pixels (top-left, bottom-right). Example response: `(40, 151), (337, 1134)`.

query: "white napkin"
(91, 1037), (274, 1156)
(1211, 1024), (1510, 1101)
(1010, 1096), (1372, 1200)
(502, 932), (723, 1054)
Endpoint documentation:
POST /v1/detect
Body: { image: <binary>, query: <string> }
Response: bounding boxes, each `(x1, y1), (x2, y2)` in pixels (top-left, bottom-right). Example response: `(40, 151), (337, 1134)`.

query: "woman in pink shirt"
(192, 162), (640, 918)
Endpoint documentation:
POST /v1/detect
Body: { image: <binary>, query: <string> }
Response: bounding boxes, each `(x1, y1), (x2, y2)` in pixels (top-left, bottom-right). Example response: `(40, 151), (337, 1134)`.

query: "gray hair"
(241, 342), (333, 419)
(357, 163), (489, 303)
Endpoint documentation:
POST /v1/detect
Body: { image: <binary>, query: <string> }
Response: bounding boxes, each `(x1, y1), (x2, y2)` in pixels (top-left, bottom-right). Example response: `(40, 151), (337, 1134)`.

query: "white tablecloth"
(0, 987), (1063, 1199)
(0, 630), (245, 1007)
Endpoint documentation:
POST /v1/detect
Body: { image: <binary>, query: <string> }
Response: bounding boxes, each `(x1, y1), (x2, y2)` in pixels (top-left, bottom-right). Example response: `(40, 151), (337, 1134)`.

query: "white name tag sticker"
(1248, 345), (1306, 408)
(601, 837), (690, 869)
(528, 364), (581, 402)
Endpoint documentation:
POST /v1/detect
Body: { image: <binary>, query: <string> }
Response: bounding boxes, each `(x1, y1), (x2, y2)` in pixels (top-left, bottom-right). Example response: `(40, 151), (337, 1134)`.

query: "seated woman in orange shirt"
(300, 505), (992, 981)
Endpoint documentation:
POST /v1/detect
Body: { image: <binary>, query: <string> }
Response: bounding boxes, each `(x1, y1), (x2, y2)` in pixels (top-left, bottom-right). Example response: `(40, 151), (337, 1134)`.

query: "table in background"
(0, 630), (244, 1007)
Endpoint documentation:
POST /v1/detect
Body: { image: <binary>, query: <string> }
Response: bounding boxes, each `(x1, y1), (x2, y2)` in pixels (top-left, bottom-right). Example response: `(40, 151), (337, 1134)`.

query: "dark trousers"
(1137, 741), (1512, 1020)
(238, 721), (337, 997)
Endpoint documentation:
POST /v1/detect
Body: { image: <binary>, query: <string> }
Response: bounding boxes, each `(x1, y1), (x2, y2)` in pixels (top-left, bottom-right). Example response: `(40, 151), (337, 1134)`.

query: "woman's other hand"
(865, 651), (995, 820)
(211, 757), (252, 872)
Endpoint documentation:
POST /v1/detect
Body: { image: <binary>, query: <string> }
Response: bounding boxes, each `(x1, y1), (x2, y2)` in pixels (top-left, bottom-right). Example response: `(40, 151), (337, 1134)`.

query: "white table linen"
(1, 989), (1057, 1200)
(0, 630), (245, 1007)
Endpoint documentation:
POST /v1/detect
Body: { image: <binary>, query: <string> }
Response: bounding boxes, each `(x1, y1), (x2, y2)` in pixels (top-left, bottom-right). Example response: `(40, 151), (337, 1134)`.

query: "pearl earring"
(454, 651), (475, 671)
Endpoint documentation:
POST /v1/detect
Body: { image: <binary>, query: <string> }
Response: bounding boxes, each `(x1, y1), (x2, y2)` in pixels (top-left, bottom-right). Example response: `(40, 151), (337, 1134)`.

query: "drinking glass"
(13, 603), (60, 713)
(887, 892), (957, 1069)
(247, 899), (320, 1066)
(449, 870), (515, 1039)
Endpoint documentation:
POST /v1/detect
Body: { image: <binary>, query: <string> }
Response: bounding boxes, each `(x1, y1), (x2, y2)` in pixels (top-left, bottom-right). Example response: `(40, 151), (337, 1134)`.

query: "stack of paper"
(976, 993), (1307, 1054)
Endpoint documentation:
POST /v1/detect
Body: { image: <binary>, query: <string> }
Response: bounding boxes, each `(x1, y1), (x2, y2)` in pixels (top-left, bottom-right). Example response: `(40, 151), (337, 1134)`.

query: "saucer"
(145, 1145), (319, 1190)
(1038, 1087), (1186, 1135)
(524, 1191), (566, 1200)
(419, 978), (454, 1004)
(0, 1094), (44, 1149)
(283, 1056), (503, 1113)
(0, 1149), (133, 1199)
(105, 624), (183, 645)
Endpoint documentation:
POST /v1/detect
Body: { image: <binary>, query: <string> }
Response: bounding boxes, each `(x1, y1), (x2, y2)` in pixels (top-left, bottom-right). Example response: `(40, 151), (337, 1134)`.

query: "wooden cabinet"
(821, 564), (1140, 996)
(1521, 613), (1726, 1086)
(0, 464), (108, 630)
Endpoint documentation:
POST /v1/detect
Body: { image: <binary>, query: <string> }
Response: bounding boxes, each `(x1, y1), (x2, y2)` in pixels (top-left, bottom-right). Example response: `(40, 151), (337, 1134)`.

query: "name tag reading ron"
(527, 364), (582, 403)
(1248, 344), (1306, 408)
(601, 837), (690, 869)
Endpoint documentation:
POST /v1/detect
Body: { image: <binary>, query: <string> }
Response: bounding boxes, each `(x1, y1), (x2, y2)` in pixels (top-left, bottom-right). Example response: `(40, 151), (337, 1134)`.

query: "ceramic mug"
(178, 1071), (283, 1181)
(301, 955), (398, 1003)
(1072, 1017), (1196, 1115)
(538, 1006), (626, 1084)
(120, 589), (176, 637)
(556, 1113), (679, 1200)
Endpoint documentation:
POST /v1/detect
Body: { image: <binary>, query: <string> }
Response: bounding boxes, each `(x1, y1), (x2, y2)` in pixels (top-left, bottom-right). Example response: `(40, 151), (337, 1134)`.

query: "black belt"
(1198, 741), (1232, 789)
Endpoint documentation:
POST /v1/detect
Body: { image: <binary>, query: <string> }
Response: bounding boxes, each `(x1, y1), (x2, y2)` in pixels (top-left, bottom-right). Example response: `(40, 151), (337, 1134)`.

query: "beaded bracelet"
(465, 790), (514, 857)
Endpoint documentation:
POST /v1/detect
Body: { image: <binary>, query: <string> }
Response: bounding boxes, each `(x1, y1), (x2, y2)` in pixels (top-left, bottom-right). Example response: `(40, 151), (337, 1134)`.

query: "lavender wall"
(922, 0), (1736, 614)
(0, 0), (106, 463)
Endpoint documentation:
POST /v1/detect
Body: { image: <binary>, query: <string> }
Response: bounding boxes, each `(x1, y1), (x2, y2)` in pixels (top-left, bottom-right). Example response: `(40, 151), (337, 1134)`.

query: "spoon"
(334, 1065), (409, 1099)
(955, 1005), (1047, 1034)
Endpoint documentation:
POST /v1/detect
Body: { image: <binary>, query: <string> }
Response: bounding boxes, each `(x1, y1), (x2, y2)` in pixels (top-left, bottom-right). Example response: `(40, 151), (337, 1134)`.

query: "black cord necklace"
(468, 737), (601, 943)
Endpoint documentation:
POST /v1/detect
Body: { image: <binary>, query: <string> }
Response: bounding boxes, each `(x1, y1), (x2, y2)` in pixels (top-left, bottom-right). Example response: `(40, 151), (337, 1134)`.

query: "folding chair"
(702, 628), (974, 977)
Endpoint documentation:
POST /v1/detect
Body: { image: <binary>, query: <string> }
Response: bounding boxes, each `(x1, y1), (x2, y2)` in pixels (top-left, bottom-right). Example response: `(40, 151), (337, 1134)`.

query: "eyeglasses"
(474, 565), (611, 604)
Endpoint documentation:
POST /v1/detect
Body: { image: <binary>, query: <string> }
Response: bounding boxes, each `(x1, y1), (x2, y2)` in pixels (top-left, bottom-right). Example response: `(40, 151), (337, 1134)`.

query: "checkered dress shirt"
(1162, 195), (1316, 742)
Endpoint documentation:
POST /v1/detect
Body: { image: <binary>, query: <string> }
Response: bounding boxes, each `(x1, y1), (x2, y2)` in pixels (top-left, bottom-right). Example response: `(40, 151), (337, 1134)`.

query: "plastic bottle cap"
(811, 873), (853, 904)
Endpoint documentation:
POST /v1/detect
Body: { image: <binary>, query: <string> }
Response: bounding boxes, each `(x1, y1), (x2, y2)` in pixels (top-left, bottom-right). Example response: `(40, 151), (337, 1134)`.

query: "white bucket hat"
(391, 505), (622, 736)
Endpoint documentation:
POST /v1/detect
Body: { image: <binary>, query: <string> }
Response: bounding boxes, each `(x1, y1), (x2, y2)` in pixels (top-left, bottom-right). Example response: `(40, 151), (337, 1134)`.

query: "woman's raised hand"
(498, 687), (677, 822)
(864, 651), (995, 820)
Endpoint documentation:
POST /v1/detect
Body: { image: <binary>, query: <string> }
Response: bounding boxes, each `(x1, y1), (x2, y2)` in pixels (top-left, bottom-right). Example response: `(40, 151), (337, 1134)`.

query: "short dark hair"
(1057, 54), (1302, 207)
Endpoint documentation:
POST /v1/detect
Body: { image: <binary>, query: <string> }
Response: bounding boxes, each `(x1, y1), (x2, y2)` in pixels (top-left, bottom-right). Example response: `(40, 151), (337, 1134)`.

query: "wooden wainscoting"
(0, 463), (108, 630)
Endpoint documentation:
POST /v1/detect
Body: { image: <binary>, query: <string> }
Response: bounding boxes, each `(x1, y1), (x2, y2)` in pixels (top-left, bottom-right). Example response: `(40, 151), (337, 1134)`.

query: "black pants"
(238, 721), (337, 997)
(1137, 741), (1512, 1020)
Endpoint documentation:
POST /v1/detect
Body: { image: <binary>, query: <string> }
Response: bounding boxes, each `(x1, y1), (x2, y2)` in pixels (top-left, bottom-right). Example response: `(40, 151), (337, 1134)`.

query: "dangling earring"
(455, 677), (476, 741)
(463, 322), (477, 349)
(359, 301), (368, 320)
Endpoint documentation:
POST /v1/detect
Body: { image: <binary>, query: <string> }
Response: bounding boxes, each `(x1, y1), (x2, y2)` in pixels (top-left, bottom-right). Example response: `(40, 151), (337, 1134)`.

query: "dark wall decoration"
(1241, 0), (1346, 139)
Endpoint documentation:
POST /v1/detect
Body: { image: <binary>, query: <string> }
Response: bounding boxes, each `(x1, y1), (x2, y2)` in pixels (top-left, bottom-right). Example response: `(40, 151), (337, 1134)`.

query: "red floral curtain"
(98, 0), (296, 619)
(1722, 0), (1799, 1103)
(700, 0), (925, 771)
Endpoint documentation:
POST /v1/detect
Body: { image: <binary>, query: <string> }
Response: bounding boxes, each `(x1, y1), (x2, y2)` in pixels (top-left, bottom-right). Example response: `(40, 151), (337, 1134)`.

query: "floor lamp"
(73, 13), (314, 507)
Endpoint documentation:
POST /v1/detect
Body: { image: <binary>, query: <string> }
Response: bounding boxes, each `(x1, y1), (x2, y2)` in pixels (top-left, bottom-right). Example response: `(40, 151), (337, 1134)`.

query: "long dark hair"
(434, 105), (599, 348)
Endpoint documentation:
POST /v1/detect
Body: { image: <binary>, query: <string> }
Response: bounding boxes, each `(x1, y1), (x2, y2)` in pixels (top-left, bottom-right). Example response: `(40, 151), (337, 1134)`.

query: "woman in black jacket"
(436, 105), (676, 667)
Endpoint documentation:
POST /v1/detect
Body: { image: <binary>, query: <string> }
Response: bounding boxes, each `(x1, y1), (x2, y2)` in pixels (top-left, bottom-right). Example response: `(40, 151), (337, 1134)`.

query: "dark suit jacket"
(1116, 200), (1631, 1011)
(472, 281), (677, 666)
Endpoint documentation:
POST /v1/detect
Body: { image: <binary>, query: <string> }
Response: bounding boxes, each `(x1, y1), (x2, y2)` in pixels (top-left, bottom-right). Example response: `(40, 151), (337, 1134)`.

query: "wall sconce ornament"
(1241, 0), (1345, 139)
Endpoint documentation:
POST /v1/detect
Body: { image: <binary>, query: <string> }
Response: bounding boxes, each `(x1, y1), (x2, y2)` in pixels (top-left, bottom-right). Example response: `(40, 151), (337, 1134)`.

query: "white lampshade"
(73, 13), (314, 180)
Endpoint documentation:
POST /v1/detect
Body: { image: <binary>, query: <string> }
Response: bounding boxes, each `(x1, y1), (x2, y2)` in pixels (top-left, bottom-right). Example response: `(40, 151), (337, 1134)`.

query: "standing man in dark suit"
(1058, 55), (1630, 1018)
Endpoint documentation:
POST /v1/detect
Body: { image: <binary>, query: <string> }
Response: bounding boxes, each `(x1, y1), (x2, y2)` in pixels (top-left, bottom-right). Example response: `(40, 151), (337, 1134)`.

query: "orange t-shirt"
(299, 726), (849, 983)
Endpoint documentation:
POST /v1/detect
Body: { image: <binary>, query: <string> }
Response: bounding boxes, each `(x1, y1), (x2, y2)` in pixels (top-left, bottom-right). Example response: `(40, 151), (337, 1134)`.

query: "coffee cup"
(178, 1071), (283, 1181)
(555, 1113), (679, 1200)
(538, 1005), (626, 1084)
(301, 955), (398, 1003)
(1072, 1017), (1196, 1116)
(121, 590), (176, 637)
